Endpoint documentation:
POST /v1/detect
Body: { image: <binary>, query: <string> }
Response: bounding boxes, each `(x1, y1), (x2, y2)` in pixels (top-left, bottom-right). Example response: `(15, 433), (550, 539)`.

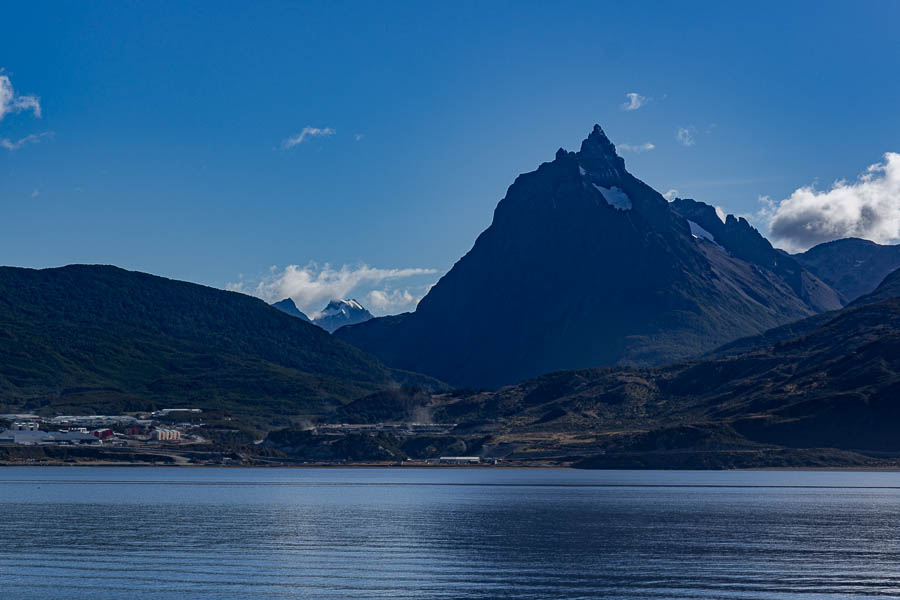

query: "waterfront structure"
(0, 429), (101, 446)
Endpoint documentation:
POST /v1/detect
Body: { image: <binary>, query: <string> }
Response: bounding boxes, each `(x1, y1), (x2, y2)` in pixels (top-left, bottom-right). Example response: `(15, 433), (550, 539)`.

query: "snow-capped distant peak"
(312, 299), (374, 333)
(321, 298), (365, 315)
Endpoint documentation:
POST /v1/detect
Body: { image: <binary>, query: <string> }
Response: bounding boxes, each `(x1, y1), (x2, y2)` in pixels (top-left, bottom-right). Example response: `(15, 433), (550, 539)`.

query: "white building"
(150, 429), (181, 441)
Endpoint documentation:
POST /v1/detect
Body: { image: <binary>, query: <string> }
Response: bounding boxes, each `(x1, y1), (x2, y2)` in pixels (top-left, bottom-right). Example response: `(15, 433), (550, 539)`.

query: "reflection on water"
(2, 468), (900, 599)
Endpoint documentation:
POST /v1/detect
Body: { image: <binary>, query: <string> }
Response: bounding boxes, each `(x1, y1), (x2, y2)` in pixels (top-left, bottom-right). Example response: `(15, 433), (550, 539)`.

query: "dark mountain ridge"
(337, 125), (843, 388)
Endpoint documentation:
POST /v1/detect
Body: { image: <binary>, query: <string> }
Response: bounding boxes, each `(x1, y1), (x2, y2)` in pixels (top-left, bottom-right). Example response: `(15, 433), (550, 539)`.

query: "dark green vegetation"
(0, 265), (439, 427)
(337, 126), (843, 388)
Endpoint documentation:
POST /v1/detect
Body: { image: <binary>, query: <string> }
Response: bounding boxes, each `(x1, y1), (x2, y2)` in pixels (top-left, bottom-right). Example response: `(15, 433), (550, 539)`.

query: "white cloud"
(227, 262), (438, 316)
(663, 189), (678, 201)
(354, 133), (364, 142)
(365, 288), (421, 314)
(281, 126), (335, 149)
(30, 188), (39, 198)
(0, 73), (41, 121)
(0, 131), (53, 151)
(621, 92), (648, 111)
(764, 152), (900, 253)
(619, 142), (655, 153)
(676, 127), (695, 147)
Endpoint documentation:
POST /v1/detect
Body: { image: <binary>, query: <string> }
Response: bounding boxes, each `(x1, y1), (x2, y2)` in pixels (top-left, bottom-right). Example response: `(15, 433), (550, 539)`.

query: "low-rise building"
(9, 421), (39, 431)
(150, 429), (181, 441)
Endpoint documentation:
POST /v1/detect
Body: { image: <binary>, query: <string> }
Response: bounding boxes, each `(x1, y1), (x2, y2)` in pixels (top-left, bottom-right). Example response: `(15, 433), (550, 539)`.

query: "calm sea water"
(2, 468), (900, 599)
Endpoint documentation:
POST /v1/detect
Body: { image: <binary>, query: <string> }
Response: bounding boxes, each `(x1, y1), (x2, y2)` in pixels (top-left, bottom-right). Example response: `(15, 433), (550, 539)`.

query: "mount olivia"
(336, 125), (846, 388)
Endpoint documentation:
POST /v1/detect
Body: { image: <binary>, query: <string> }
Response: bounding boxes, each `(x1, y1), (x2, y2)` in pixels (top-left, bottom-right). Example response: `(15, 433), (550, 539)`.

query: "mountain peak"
(576, 124), (626, 178)
(323, 298), (366, 314)
(579, 124), (615, 154)
(314, 299), (374, 333)
(271, 298), (310, 321)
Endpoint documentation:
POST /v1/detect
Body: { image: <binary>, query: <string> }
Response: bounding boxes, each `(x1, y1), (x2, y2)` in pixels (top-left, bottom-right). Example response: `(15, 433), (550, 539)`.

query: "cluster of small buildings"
(0, 408), (201, 447)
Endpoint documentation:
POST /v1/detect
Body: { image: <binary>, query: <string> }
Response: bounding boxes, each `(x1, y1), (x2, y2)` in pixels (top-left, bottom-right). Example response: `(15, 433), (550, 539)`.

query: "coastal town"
(0, 408), (203, 446)
(0, 410), (493, 466)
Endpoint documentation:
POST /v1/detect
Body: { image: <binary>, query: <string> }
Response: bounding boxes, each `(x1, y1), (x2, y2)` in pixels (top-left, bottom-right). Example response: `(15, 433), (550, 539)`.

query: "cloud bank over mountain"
(766, 152), (900, 252)
(228, 263), (437, 315)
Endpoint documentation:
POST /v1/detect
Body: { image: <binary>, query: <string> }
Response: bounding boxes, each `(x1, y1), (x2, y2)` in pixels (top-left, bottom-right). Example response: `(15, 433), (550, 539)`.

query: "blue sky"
(2, 1), (898, 315)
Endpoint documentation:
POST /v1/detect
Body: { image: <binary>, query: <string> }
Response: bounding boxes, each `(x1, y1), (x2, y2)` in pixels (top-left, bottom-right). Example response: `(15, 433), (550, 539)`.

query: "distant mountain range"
(272, 298), (373, 332)
(0, 265), (437, 424)
(793, 238), (900, 301)
(336, 125), (845, 388)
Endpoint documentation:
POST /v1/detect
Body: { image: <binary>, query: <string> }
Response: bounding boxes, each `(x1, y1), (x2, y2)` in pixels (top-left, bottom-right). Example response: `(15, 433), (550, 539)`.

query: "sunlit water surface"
(3, 467), (900, 599)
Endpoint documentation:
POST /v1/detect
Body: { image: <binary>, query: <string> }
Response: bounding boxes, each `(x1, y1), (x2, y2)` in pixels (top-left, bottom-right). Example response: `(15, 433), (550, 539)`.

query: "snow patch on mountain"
(688, 220), (721, 247)
(592, 184), (632, 211)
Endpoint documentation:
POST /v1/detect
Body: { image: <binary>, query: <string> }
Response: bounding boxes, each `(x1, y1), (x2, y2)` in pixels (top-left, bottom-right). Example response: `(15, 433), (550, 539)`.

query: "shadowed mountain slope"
(714, 266), (900, 356)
